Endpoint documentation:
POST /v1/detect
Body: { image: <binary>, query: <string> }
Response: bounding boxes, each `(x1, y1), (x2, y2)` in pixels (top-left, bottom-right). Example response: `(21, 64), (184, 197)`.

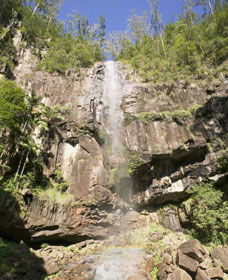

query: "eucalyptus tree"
(127, 11), (150, 43)
(97, 16), (106, 48)
(147, 0), (166, 56)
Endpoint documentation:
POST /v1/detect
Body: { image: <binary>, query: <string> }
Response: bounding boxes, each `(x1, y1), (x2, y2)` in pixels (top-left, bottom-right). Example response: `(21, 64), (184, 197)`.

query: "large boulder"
(178, 240), (207, 263)
(211, 247), (228, 273)
(178, 253), (199, 274)
(166, 267), (192, 280)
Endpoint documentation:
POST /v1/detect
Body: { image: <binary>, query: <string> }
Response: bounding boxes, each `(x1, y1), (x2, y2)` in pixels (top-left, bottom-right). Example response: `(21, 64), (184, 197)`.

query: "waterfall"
(102, 61), (125, 163)
(93, 61), (145, 280)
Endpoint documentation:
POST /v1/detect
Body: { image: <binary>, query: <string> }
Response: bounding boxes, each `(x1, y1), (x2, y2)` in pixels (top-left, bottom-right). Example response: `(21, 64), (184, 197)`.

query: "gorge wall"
(1, 46), (227, 244)
(0, 45), (228, 280)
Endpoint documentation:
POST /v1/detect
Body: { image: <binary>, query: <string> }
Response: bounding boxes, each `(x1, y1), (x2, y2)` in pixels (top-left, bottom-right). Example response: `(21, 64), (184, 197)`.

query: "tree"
(97, 16), (106, 48)
(192, 0), (223, 14)
(67, 11), (90, 39)
(0, 79), (27, 131)
(127, 11), (150, 43)
(148, 0), (166, 56)
(106, 31), (132, 59)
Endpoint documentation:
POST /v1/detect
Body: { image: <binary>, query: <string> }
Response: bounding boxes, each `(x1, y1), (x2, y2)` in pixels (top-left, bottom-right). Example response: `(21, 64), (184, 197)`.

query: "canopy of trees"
(107, 0), (228, 82)
(0, 0), (105, 76)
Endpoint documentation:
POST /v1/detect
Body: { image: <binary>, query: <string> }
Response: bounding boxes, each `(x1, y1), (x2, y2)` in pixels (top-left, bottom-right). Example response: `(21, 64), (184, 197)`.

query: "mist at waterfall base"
(93, 61), (143, 280)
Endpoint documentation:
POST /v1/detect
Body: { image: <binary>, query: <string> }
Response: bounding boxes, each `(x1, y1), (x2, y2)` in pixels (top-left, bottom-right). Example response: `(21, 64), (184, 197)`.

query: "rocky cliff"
(0, 45), (228, 280)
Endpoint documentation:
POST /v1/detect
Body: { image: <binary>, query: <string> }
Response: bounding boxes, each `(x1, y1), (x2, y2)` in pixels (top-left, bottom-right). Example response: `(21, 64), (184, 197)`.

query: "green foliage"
(0, 79), (27, 130)
(127, 155), (144, 175)
(150, 265), (159, 280)
(36, 188), (74, 204)
(115, 3), (228, 83)
(109, 154), (144, 186)
(51, 164), (68, 192)
(183, 182), (228, 244)
(125, 105), (202, 125)
(109, 165), (130, 186)
(216, 149), (228, 172)
(37, 35), (103, 74)
(0, 238), (17, 275)
(0, 1), (104, 75)
(20, 6), (62, 50)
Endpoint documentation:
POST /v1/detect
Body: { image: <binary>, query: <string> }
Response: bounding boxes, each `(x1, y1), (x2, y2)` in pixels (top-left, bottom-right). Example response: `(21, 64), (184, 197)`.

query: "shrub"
(216, 149), (228, 172)
(183, 182), (228, 244)
(0, 79), (27, 130)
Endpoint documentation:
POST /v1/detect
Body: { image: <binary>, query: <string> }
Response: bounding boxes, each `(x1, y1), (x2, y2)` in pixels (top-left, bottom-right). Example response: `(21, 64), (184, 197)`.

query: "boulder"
(206, 267), (224, 279)
(178, 253), (199, 274)
(196, 268), (210, 280)
(178, 240), (206, 262)
(211, 247), (228, 273)
(166, 267), (192, 280)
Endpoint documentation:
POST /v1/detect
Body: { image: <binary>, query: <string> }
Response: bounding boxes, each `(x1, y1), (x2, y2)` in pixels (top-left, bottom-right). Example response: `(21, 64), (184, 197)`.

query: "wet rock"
(159, 206), (182, 232)
(211, 247), (228, 273)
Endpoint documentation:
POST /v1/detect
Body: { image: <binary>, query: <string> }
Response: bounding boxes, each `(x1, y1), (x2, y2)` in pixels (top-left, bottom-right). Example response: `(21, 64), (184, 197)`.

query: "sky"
(58, 0), (185, 34)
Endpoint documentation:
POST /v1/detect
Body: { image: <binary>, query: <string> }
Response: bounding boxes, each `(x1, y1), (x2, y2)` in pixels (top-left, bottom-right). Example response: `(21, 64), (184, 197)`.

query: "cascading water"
(102, 61), (125, 162)
(93, 61), (146, 280)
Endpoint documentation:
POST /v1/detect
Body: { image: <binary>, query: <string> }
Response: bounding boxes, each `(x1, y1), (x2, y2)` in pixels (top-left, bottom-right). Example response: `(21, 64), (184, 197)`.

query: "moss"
(124, 104), (203, 126)
(134, 111), (167, 125)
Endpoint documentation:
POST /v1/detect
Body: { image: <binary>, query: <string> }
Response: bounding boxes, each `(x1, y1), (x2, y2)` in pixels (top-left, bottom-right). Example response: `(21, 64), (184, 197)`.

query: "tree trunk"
(0, 19), (16, 42)
(14, 150), (26, 182)
(16, 151), (29, 188)
(208, 0), (214, 14)
(159, 34), (166, 57)
(32, 4), (39, 17)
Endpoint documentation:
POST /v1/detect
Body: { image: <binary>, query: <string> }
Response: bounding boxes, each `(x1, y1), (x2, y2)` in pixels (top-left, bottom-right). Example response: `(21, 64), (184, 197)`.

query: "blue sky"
(58, 0), (185, 33)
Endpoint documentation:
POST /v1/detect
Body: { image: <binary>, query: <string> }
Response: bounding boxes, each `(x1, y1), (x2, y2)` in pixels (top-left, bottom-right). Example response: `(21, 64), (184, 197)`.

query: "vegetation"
(183, 182), (228, 245)
(124, 104), (202, 125)
(36, 188), (74, 204)
(108, 1), (228, 83)
(216, 149), (228, 172)
(109, 154), (144, 186)
(0, 0), (105, 77)
(0, 238), (17, 275)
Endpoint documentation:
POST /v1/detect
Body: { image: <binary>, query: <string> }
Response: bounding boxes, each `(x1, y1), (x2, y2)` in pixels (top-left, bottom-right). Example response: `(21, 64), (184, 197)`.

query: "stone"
(179, 240), (206, 262)
(178, 253), (199, 274)
(127, 274), (148, 280)
(196, 268), (210, 280)
(206, 267), (224, 279)
(198, 259), (213, 271)
(166, 267), (192, 280)
(163, 253), (173, 265)
(211, 247), (228, 273)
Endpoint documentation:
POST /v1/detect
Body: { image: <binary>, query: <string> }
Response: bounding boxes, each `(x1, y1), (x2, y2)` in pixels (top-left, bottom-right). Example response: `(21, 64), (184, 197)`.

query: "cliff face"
(1, 46), (226, 244)
(0, 45), (228, 279)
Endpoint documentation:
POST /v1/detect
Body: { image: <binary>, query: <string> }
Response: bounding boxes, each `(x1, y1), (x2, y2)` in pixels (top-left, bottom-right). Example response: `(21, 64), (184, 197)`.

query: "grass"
(36, 188), (75, 204)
